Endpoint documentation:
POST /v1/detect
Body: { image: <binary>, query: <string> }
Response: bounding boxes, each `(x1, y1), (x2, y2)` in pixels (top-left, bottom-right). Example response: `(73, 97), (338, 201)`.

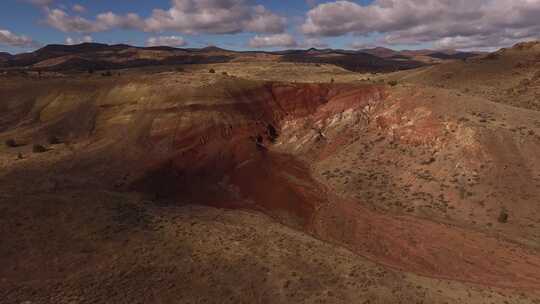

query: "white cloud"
(302, 0), (540, 49)
(43, 0), (286, 35)
(243, 5), (287, 34)
(144, 0), (286, 34)
(146, 35), (187, 47)
(0, 29), (38, 48)
(249, 33), (297, 48)
(72, 4), (86, 13)
(65, 35), (93, 45)
(45, 8), (144, 33)
(46, 8), (98, 32)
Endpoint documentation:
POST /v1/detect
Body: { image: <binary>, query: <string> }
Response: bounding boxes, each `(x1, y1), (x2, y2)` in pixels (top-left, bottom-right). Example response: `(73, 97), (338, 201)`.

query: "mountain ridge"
(0, 42), (485, 73)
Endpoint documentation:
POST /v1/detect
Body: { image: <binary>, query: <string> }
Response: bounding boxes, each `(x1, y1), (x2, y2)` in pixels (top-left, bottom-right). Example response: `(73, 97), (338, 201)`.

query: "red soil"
(315, 195), (540, 290)
(130, 82), (540, 294)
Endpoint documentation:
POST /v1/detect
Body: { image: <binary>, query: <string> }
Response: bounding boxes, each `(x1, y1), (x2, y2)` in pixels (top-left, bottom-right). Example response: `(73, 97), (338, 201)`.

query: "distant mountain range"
(360, 46), (483, 61)
(0, 43), (484, 73)
(0, 52), (13, 62)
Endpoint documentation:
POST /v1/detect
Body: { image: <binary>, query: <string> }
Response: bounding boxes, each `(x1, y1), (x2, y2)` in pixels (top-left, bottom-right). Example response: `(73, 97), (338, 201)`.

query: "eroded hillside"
(1, 65), (540, 303)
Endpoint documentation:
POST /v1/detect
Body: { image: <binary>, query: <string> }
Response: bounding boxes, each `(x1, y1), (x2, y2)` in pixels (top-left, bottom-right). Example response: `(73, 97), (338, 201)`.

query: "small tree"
(209, 68), (216, 74)
(5, 139), (17, 147)
(32, 144), (47, 153)
(388, 80), (398, 87)
(498, 209), (509, 223)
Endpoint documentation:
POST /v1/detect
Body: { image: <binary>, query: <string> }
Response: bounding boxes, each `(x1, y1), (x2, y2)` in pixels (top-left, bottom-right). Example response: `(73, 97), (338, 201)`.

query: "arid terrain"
(1, 42), (540, 303)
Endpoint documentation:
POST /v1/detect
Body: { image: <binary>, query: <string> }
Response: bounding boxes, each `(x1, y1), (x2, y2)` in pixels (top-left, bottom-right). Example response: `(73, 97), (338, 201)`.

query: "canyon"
(2, 42), (540, 303)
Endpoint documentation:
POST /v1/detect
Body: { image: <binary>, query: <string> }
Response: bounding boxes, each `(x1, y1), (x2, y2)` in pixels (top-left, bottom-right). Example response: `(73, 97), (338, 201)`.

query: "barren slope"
(391, 41), (540, 111)
(1, 65), (540, 303)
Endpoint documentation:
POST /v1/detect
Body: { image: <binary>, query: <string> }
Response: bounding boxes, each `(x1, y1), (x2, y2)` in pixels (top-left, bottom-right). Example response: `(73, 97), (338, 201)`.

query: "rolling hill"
(0, 42), (479, 73)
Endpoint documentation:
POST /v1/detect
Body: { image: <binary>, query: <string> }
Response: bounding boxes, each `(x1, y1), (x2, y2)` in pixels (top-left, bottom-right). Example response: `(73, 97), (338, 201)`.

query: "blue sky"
(1, 0), (538, 54)
(0, 0), (405, 53)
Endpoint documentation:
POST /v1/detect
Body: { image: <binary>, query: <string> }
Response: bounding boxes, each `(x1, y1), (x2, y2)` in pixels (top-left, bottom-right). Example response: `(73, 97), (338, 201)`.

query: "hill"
(0, 52), (12, 61)
(279, 49), (424, 72)
(391, 41), (540, 110)
(1, 58), (540, 302)
(0, 43), (479, 73)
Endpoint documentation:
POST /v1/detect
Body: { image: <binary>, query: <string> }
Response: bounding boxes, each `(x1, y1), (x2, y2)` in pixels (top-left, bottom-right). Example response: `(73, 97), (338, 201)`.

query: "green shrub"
(498, 209), (509, 223)
(388, 80), (398, 87)
(32, 144), (47, 153)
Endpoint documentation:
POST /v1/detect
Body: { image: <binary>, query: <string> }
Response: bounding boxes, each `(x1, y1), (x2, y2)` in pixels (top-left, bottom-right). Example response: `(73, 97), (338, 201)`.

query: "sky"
(1, 0), (539, 54)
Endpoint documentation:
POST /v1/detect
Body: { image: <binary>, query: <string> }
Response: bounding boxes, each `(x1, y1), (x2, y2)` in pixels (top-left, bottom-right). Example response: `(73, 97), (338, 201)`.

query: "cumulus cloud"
(0, 29), (38, 47)
(302, 0), (540, 49)
(249, 33), (297, 48)
(243, 5), (287, 34)
(43, 0), (286, 35)
(72, 4), (86, 13)
(45, 8), (97, 32)
(65, 35), (93, 45)
(144, 0), (286, 34)
(146, 35), (187, 47)
(45, 8), (144, 33)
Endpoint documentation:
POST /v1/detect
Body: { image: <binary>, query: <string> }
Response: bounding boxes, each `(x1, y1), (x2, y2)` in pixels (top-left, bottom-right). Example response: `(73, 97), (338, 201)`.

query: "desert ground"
(2, 42), (540, 303)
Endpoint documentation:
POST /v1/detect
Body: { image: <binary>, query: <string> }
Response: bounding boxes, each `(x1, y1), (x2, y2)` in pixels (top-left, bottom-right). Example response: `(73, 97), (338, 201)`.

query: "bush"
(222, 72), (228, 76)
(209, 68), (216, 74)
(388, 80), (398, 87)
(32, 144), (47, 153)
(498, 209), (509, 223)
(5, 139), (17, 147)
(47, 135), (60, 145)
(267, 124), (279, 143)
(101, 71), (113, 77)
